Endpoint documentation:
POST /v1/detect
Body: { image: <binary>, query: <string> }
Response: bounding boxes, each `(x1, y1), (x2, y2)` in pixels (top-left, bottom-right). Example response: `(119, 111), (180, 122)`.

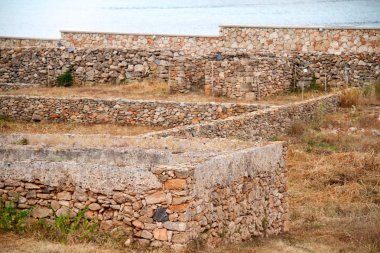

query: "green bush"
(0, 199), (30, 232)
(57, 67), (74, 87)
(309, 73), (320, 91)
(375, 80), (380, 101)
(40, 208), (97, 243)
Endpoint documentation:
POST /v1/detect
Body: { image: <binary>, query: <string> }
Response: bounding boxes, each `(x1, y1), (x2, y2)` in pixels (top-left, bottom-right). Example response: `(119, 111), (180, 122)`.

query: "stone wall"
(204, 53), (379, 99)
(1, 47), (377, 99)
(1, 27), (378, 56)
(204, 53), (293, 99)
(59, 27), (380, 55)
(220, 25), (380, 54)
(0, 26), (378, 97)
(144, 93), (340, 140)
(0, 136), (288, 250)
(0, 47), (206, 92)
(0, 36), (59, 48)
(0, 95), (267, 127)
(61, 31), (222, 57)
(0, 83), (40, 92)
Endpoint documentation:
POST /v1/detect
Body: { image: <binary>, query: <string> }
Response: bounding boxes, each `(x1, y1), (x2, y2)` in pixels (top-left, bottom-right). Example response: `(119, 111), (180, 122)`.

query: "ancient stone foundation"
(0, 135), (288, 251)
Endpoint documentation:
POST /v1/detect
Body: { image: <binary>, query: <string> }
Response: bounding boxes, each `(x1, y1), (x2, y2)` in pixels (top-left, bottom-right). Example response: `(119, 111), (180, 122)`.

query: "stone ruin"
(1, 24), (377, 251)
(0, 134), (288, 251)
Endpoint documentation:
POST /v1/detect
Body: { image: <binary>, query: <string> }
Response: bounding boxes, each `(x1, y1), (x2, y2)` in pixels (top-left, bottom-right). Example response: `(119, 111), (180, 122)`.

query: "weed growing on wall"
(35, 209), (98, 243)
(0, 199), (31, 232)
(56, 67), (74, 87)
(309, 73), (320, 91)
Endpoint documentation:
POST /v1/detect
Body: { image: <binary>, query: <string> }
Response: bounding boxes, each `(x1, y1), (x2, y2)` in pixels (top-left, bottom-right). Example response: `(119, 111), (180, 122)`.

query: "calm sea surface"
(0, 0), (379, 38)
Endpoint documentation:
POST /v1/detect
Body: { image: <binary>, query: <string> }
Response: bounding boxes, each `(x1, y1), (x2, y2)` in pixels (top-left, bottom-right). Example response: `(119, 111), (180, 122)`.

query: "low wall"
(59, 26), (380, 55)
(1, 47), (378, 98)
(1, 26), (378, 55)
(0, 136), (288, 250)
(205, 54), (293, 99)
(0, 36), (59, 48)
(144, 93), (340, 140)
(220, 26), (379, 54)
(0, 95), (266, 127)
(0, 83), (40, 92)
(205, 53), (379, 99)
(0, 26), (378, 97)
(61, 31), (222, 57)
(0, 48), (206, 91)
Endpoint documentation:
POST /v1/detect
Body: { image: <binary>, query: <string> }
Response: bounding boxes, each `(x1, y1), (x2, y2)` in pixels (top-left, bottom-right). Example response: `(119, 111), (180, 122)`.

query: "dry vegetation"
(1, 84), (379, 253)
(1, 80), (335, 105)
(0, 118), (163, 136)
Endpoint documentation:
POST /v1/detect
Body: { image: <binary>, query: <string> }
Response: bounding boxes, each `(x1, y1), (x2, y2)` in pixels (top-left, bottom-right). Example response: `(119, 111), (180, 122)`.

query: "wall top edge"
(0, 36), (60, 41)
(0, 94), (266, 107)
(219, 24), (380, 30)
(60, 30), (220, 38)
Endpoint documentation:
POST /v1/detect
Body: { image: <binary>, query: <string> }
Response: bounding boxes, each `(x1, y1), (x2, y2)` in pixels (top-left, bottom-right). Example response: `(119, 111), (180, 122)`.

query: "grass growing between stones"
(0, 118), (163, 136)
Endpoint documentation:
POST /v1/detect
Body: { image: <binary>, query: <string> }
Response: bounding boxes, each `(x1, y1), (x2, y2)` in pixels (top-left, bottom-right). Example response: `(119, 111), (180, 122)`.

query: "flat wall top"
(219, 24), (380, 30)
(0, 36), (59, 40)
(0, 133), (257, 152)
(60, 30), (220, 38)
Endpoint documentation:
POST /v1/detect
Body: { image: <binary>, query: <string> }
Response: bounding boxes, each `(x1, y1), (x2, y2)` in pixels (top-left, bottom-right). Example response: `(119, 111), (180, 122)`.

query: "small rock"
(153, 228), (168, 241)
(164, 179), (187, 190)
(132, 220), (144, 229)
(153, 207), (169, 222)
(145, 191), (166, 204)
(163, 221), (187, 232)
(31, 206), (52, 218)
(57, 191), (71, 201)
(88, 203), (101, 211)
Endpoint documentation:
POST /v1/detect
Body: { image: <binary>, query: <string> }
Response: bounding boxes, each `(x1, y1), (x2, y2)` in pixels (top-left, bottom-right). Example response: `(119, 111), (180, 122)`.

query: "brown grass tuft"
(340, 89), (361, 108)
(287, 120), (306, 136)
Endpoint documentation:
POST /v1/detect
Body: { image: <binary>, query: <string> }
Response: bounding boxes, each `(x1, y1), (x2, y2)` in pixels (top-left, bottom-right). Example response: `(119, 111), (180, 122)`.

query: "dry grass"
(340, 89), (362, 108)
(0, 81), (335, 105)
(0, 81), (244, 103)
(0, 118), (163, 136)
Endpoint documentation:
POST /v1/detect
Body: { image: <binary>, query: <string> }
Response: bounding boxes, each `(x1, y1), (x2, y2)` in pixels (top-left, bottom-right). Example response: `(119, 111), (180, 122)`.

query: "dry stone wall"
(0, 136), (288, 250)
(205, 53), (293, 99)
(0, 26), (378, 97)
(144, 93), (340, 140)
(61, 31), (222, 57)
(220, 26), (380, 54)
(0, 36), (59, 48)
(205, 53), (379, 99)
(0, 47), (206, 92)
(59, 27), (380, 55)
(0, 95), (267, 127)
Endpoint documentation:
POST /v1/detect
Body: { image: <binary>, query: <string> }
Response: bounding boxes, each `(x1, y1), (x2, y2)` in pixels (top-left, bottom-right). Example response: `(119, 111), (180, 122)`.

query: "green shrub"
(43, 208), (97, 243)
(309, 73), (320, 91)
(375, 80), (380, 101)
(0, 199), (30, 232)
(57, 67), (74, 87)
